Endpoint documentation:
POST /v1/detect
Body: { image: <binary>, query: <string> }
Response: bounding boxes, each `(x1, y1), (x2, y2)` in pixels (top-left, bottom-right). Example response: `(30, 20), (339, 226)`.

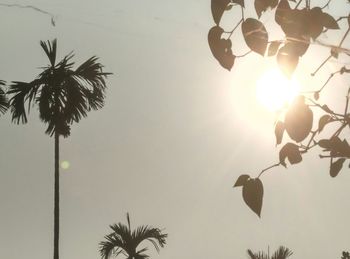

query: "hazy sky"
(0, 0), (349, 259)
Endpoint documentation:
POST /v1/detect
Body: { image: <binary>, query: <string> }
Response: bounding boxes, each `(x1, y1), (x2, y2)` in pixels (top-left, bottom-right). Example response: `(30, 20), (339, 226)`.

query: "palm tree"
(99, 213), (168, 259)
(0, 80), (8, 113)
(247, 246), (293, 259)
(7, 39), (110, 259)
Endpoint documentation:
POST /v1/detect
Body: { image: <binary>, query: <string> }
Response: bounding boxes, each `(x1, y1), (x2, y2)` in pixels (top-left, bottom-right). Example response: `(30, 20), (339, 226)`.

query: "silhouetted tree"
(342, 251), (350, 259)
(0, 80), (8, 114)
(209, 0), (350, 216)
(7, 39), (110, 259)
(99, 213), (167, 259)
(247, 246), (293, 259)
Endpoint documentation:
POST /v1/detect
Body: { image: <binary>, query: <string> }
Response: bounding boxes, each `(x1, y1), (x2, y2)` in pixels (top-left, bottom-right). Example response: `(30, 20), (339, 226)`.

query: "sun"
(256, 68), (300, 112)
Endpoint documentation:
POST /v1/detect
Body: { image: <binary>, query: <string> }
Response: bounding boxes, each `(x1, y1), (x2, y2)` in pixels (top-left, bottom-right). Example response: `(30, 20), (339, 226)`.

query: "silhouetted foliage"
(8, 39), (110, 137)
(99, 213), (167, 259)
(342, 251), (350, 259)
(0, 80), (8, 114)
(7, 39), (110, 259)
(209, 0), (350, 216)
(247, 246), (293, 259)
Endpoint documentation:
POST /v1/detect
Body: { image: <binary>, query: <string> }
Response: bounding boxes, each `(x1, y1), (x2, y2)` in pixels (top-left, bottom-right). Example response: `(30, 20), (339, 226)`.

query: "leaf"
(321, 12), (339, 29)
(322, 104), (332, 113)
(268, 41), (281, 56)
(275, 0), (291, 25)
(318, 139), (332, 150)
(330, 158), (345, 177)
(242, 178), (263, 217)
(308, 7), (325, 39)
(277, 46), (299, 78)
(254, 0), (267, 18)
(275, 121), (285, 146)
(285, 96), (313, 142)
(254, 0), (278, 18)
(208, 26), (236, 70)
(314, 91), (320, 100)
(284, 39), (310, 57)
(279, 142), (302, 167)
(211, 0), (231, 25)
(280, 9), (309, 38)
(234, 174), (250, 187)
(225, 4), (233, 10)
(232, 0), (245, 7)
(241, 18), (268, 56)
(318, 114), (332, 133)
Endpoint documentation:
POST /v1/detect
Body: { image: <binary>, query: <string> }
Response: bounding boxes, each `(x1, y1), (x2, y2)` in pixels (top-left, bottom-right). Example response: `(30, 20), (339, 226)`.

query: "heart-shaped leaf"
(268, 41), (281, 56)
(234, 174), (250, 187)
(254, 0), (278, 18)
(321, 12), (339, 29)
(308, 7), (325, 39)
(318, 114), (332, 133)
(284, 96), (313, 142)
(275, 121), (285, 146)
(330, 158), (345, 177)
(208, 26), (236, 70)
(242, 178), (264, 217)
(211, 0), (231, 25)
(279, 142), (302, 167)
(275, 0), (291, 25)
(277, 46), (299, 78)
(241, 18), (268, 56)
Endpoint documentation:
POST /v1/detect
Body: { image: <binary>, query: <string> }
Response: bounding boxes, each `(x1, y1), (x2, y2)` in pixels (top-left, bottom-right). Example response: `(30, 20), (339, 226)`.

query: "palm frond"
(0, 80), (8, 114)
(110, 222), (132, 238)
(271, 246), (293, 259)
(247, 249), (257, 259)
(99, 233), (126, 259)
(8, 80), (41, 123)
(73, 56), (110, 110)
(247, 249), (269, 259)
(40, 39), (57, 67)
(132, 225), (167, 253)
(127, 212), (131, 231)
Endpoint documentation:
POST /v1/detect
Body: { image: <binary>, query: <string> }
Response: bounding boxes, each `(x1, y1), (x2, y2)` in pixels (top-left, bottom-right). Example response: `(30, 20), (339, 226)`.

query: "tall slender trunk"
(54, 132), (60, 259)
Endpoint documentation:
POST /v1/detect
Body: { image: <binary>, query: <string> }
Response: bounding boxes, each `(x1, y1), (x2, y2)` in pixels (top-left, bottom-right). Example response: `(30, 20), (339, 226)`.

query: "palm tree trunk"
(54, 131), (60, 259)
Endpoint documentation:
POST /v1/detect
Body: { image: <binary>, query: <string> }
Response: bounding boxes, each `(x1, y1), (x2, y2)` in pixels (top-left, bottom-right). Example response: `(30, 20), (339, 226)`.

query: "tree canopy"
(208, 0), (350, 217)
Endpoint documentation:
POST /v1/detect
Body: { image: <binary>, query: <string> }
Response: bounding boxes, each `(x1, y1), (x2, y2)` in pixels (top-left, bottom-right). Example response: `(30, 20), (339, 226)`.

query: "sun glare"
(256, 69), (300, 112)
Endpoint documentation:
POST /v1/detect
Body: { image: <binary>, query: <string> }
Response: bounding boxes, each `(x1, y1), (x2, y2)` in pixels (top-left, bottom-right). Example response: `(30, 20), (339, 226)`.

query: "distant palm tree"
(8, 39), (110, 259)
(342, 251), (350, 259)
(247, 246), (293, 259)
(100, 213), (167, 259)
(0, 80), (8, 113)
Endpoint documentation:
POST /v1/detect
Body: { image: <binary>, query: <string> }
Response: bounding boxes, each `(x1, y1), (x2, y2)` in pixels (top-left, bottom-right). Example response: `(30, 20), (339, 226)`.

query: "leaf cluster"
(4, 39), (111, 138)
(208, 0), (350, 216)
(209, 0), (347, 77)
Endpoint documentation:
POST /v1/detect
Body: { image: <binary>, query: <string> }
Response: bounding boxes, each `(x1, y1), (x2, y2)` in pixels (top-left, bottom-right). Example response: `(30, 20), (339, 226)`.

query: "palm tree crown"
(247, 246), (293, 259)
(8, 39), (110, 137)
(100, 213), (168, 259)
(0, 80), (8, 114)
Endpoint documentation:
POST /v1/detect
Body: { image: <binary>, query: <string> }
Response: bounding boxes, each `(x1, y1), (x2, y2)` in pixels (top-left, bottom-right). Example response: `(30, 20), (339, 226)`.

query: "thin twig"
(258, 163), (281, 178)
(311, 55), (332, 76)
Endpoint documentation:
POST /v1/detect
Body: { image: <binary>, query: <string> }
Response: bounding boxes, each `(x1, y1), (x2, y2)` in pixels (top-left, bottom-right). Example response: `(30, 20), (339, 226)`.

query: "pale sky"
(0, 0), (349, 259)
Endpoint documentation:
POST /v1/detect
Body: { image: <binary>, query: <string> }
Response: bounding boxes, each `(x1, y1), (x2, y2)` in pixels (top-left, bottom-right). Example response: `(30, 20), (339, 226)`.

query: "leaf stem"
(258, 163), (281, 178)
(228, 18), (243, 39)
(321, 0), (332, 9)
(311, 55), (332, 76)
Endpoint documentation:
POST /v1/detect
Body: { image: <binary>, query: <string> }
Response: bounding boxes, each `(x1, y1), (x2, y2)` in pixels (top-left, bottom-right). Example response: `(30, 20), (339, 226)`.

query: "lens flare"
(256, 68), (300, 111)
(61, 160), (70, 170)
